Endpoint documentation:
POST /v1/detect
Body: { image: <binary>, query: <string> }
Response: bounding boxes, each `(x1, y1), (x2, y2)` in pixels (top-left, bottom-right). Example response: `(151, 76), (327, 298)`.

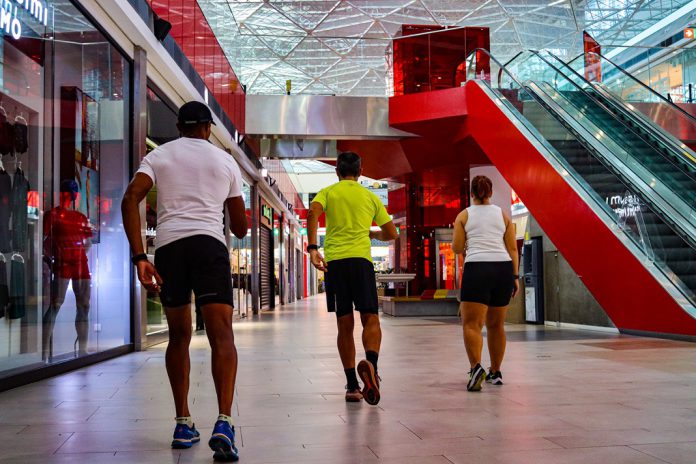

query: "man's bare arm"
(121, 173), (153, 256)
(308, 201), (328, 272)
(226, 196), (248, 239)
(369, 221), (398, 241)
(121, 173), (162, 292)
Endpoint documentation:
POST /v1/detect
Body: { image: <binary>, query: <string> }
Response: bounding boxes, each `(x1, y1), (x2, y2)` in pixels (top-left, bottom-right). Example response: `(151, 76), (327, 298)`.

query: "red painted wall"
(148, 0), (246, 133)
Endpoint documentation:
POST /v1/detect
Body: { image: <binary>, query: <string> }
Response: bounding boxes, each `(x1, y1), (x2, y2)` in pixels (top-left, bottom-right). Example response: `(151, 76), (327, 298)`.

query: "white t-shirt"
(137, 137), (243, 249)
(464, 204), (511, 263)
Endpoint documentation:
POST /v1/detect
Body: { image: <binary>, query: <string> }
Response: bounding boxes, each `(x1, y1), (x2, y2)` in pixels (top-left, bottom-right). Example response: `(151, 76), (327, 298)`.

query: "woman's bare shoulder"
(455, 209), (469, 226)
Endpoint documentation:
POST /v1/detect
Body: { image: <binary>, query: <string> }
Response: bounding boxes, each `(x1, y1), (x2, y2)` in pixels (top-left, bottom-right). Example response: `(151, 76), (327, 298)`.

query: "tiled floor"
(1, 295), (695, 463)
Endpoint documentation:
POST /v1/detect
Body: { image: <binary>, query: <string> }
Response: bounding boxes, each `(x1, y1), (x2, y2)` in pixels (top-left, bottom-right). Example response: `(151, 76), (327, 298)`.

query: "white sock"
(217, 414), (234, 426)
(176, 416), (193, 427)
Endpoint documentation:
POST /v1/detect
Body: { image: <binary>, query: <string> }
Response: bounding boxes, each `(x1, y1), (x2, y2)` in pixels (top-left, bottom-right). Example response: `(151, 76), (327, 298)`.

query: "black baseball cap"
(177, 101), (216, 126)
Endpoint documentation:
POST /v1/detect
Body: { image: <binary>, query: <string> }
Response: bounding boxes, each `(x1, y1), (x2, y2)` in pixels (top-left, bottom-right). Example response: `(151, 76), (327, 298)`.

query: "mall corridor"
(0, 296), (694, 464)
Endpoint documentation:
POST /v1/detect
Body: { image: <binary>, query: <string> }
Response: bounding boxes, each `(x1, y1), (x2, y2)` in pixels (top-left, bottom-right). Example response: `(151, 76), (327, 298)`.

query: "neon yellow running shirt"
(312, 180), (391, 263)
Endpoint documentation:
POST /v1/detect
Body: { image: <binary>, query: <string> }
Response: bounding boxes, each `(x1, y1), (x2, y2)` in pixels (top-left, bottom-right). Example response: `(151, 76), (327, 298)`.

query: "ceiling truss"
(197, 0), (694, 96)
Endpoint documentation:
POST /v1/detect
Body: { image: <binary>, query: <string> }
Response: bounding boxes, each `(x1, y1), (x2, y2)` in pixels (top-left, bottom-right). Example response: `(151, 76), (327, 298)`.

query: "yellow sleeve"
(373, 195), (391, 226)
(312, 188), (328, 210)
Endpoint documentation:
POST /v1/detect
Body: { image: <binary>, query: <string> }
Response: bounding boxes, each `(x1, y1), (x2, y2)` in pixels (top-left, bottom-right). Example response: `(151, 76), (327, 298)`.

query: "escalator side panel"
(464, 80), (696, 336)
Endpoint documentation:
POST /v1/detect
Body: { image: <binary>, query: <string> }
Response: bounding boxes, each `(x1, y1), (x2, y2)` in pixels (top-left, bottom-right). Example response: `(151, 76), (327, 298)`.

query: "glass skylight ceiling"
(198, 0), (694, 96)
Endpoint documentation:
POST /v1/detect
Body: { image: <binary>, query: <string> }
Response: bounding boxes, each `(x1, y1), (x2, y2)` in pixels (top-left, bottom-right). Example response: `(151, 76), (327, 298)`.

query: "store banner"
(583, 31), (602, 83)
(260, 197), (273, 229)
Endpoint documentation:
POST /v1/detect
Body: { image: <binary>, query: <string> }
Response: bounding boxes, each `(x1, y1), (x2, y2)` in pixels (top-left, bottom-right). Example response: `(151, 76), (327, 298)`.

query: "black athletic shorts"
(460, 261), (514, 307)
(154, 235), (234, 308)
(325, 258), (378, 317)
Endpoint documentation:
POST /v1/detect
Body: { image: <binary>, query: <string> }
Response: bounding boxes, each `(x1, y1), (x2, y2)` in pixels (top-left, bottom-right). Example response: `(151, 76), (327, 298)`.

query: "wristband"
(306, 244), (318, 253)
(512, 274), (520, 279)
(131, 253), (148, 265)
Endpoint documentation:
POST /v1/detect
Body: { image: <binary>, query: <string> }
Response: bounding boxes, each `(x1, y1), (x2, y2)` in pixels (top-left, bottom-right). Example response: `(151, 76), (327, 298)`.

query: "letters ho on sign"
(1, 0), (50, 41)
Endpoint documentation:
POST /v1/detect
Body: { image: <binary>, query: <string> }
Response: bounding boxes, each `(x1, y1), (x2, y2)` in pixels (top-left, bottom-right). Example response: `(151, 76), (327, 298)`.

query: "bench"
(380, 289), (460, 317)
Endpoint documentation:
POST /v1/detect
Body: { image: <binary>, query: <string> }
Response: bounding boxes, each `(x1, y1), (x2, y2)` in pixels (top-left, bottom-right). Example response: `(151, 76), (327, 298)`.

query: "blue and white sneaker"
(171, 422), (201, 449)
(208, 420), (239, 462)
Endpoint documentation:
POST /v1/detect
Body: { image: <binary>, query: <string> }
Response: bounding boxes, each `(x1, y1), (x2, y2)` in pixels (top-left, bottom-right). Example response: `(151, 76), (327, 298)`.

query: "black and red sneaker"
(357, 359), (380, 405)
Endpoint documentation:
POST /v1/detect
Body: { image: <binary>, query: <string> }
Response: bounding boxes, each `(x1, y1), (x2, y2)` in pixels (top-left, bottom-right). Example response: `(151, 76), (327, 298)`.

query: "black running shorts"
(154, 235), (234, 308)
(460, 261), (514, 307)
(325, 258), (379, 317)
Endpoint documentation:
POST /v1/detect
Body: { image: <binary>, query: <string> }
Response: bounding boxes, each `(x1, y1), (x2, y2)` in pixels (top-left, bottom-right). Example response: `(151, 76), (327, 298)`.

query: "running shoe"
(171, 422), (200, 449)
(467, 363), (486, 392)
(357, 359), (380, 405)
(345, 386), (363, 402)
(485, 369), (503, 385)
(208, 420), (239, 462)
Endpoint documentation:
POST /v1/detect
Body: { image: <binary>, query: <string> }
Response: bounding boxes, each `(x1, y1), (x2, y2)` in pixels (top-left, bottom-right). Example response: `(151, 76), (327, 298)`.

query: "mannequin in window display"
(42, 180), (93, 360)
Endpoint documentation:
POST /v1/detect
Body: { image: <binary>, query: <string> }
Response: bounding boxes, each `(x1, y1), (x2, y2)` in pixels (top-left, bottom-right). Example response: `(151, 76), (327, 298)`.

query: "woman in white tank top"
(452, 175), (520, 392)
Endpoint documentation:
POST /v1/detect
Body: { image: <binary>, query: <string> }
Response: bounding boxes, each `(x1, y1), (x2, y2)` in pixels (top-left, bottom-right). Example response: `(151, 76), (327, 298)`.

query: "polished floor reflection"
(0, 296), (695, 463)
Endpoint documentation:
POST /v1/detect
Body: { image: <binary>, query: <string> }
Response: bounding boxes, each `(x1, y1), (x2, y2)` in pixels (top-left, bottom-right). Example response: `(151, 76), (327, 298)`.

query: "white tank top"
(464, 204), (511, 263)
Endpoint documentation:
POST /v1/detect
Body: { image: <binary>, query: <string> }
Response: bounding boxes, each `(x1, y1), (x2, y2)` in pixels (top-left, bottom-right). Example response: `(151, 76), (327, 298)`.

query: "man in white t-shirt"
(122, 101), (247, 462)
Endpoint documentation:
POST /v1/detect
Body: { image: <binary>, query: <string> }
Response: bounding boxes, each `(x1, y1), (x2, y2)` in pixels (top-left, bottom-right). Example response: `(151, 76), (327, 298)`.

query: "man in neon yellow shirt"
(307, 152), (397, 404)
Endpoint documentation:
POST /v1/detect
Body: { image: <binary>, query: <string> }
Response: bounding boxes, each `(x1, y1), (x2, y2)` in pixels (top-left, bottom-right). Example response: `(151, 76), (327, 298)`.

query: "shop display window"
(0, 1), (132, 377)
(144, 86), (178, 335)
(229, 182), (251, 316)
(437, 242), (460, 290)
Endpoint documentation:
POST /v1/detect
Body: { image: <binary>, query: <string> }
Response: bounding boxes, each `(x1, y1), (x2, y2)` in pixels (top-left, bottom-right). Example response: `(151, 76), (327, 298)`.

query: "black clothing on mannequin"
(11, 168), (29, 252)
(0, 259), (7, 318)
(8, 258), (25, 319)
(0, 169), (11, 252)
(0, 108), (11, 156)
(13, 117), (28, 154)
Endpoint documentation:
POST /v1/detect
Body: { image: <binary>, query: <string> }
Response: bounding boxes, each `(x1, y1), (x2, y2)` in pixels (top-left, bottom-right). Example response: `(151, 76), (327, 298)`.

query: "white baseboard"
(544, 321), (620, 334)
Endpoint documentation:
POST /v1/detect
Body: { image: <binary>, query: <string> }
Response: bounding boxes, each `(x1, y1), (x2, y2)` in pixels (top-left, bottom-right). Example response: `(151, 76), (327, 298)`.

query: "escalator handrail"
(463, 48), (524, 91)
(473, 79), (696, 310)
(465, 49), (696, 249)
(545, 51), (696, 172)
(465, 48), (696, 202)
(499, 50), (526, 86)
(565, 51), (696, 124)
(464, 48), (549, 95)
(528, 50), (696, 178)
(466, 48), (696, 186)
(529, 78), (696, 243)
(464, 49), (696, 232)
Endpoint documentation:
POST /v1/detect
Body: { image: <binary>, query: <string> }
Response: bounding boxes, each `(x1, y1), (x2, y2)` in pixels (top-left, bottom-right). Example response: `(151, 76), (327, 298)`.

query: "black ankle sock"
(345, 368), (359, 390)
(366, 351), (379, 372)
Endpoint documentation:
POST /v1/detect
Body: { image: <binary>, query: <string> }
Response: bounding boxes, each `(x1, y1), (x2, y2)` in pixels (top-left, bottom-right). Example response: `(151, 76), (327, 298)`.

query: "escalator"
(561, 50), (696, 150)
(537, 51), (696, 209)
(462, 49), (696, 336)
(558, 90), (694, 200)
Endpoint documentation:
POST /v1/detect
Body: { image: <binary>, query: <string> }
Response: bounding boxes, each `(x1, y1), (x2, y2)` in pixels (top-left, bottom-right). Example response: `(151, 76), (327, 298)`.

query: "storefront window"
(273, 215), (280, 307)
(230, 182), (251, 316)
(0, 1), (131, 376)
(144, 87), (178, 335)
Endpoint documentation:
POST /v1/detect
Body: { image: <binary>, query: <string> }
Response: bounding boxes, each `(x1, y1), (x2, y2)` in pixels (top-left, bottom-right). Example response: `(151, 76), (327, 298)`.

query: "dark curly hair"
(471, 175), (493, 202)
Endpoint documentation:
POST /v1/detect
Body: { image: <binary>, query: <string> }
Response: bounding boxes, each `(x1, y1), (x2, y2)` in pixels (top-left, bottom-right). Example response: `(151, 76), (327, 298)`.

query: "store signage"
(262, 204), (272, 223)
(606, 193), (642, 220)
(1, 0), (50, 40)
(685, 28), (695, 40)
(260, 198), (273, 229)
